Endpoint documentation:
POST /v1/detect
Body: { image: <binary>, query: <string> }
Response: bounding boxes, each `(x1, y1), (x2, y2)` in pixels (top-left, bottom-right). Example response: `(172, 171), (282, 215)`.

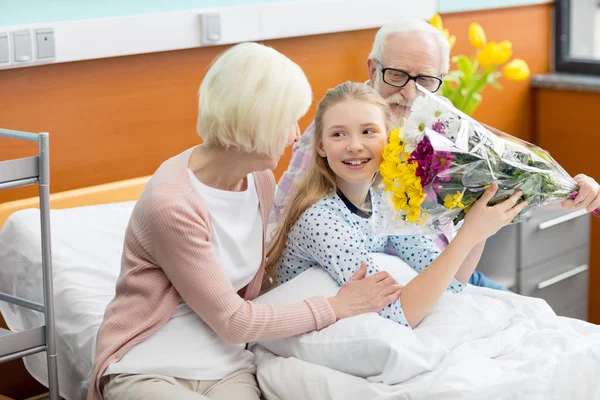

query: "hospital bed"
(1, 141), (600, 400)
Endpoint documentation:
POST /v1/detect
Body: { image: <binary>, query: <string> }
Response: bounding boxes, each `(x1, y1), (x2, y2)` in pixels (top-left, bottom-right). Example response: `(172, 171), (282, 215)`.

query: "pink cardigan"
(87, 147), (336, 400)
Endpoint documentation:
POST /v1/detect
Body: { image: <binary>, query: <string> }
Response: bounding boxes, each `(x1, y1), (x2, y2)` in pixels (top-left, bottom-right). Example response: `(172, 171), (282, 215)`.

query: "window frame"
(554, 0), (600, 75)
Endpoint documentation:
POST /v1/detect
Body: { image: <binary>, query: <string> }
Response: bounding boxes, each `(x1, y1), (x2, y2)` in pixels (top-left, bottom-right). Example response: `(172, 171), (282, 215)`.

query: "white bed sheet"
(254, 286), (600, 400)
(0, 202), (135, 400)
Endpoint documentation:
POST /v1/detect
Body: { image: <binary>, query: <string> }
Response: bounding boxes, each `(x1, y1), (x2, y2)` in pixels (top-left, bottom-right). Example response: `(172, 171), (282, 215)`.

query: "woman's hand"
(328, 262), (402, 320)
(461, 184), (528, 243)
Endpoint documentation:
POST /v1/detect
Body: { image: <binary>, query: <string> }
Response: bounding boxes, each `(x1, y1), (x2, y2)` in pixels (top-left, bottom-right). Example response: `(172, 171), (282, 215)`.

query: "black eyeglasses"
(376, 60), (443, 93)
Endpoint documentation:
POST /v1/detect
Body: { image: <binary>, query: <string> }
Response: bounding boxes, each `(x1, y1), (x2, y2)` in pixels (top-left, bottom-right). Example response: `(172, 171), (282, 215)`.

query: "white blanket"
(254, 283), (600, 400)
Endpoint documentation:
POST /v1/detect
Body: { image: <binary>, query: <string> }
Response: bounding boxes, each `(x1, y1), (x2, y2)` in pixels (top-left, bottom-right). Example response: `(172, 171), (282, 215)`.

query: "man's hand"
(562, 174), (600, 213)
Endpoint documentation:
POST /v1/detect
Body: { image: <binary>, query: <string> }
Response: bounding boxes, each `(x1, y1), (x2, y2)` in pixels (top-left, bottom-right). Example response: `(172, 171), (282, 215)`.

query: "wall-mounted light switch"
(13, 30), (32, 63)
(36, 28), (55, 59)
(0, 32), (9, 64)
(200, 13), (221, 44)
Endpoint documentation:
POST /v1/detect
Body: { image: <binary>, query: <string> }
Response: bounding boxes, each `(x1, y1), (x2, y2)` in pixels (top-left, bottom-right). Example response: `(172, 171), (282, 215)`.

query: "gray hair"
(368, 19), (450, 74)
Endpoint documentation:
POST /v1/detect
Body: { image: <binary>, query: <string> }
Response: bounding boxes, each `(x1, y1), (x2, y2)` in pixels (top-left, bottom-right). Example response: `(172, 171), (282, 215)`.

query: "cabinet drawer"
(478, 224), (518, 290)
(519, 247), (589, 313)
(557, 300), (588, 321)
(519, 208), (590, 269)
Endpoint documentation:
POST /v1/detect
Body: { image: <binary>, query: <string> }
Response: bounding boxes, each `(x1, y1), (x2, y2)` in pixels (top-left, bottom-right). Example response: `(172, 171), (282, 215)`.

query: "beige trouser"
(101, 366), (261, 400)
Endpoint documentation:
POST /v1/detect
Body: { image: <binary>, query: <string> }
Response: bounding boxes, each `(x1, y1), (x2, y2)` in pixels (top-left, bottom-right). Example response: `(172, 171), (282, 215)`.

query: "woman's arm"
(149, 204), (337, 344)
(286, 205), (411, 326)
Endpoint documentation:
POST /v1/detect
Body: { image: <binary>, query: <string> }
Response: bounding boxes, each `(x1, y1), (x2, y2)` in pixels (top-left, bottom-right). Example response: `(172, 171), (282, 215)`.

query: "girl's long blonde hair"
(265, 81), (392, 283)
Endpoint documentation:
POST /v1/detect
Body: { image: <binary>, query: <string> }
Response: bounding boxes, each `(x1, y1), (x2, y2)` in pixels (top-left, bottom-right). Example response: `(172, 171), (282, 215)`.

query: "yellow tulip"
(493, 40), (513, 65)
(503, 58), (530, 81)
(429, 14), (455, 50)
(430, 13), (444, 30)
(477, 41), (499, 68)
(468, 23), (487, 49)
(447, 33), (456, 50)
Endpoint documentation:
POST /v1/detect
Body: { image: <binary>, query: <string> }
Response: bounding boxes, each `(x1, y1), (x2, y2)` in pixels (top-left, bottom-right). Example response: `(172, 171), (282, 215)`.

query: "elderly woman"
(86, 42), (401, 400)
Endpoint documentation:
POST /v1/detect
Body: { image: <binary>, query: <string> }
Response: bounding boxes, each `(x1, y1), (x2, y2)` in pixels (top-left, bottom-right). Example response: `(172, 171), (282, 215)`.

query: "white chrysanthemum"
(403, 99), (439, 145)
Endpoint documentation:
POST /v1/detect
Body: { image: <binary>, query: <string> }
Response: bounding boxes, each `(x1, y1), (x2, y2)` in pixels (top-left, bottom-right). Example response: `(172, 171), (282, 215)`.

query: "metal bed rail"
(0, 128), (59, 400)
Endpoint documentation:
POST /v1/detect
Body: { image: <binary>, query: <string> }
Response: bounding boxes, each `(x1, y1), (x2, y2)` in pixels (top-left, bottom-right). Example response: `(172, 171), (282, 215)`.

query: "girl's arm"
(399, 185), (527, 328)
(454, 239), (486, 284)
(387, 235), (465, 294)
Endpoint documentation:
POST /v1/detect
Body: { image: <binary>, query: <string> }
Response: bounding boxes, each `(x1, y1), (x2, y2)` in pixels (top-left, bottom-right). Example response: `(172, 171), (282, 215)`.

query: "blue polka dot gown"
(275, 188), (465, 328)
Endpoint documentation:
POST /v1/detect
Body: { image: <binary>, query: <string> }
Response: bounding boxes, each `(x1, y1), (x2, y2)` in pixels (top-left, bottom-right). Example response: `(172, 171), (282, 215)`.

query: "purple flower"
(431, 120), (446, 135)
(431, 151), (454, 182)
(410, 136), (435, 186)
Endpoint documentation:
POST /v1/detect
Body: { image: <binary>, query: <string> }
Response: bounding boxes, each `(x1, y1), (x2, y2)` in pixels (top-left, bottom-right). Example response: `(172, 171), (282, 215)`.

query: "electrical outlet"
(35, 28), (55, 59)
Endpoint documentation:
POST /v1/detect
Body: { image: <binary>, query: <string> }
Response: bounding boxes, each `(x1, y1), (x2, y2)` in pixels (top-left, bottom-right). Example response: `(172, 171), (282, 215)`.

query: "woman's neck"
(188, 145), (271, 191)
(335, 179), (372, 209)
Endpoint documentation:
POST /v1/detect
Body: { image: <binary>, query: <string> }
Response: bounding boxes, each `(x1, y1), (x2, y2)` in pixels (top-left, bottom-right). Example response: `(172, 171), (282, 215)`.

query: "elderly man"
(272, 18), (600, 291)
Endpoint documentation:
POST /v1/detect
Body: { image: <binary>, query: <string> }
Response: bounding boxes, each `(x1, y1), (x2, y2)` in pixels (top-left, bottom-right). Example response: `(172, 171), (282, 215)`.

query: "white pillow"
(253, 253), (555, 384)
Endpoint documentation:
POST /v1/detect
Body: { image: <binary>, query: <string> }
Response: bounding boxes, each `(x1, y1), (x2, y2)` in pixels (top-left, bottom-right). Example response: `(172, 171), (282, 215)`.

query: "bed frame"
(0, 127), (148, 400)
(0, 128), (60, 400)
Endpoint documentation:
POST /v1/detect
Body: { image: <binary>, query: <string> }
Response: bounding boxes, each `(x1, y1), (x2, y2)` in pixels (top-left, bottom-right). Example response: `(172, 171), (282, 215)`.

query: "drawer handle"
(538, 209), (589, 230)
(536, 264), (589, 290)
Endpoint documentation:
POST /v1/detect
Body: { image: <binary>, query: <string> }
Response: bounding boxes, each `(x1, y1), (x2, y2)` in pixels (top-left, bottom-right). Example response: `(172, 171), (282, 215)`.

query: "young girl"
(267, 81), (528, 328)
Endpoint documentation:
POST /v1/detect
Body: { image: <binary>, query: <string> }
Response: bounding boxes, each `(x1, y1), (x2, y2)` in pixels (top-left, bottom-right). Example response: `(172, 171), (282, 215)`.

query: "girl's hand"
(328, 262), (402, 320)
(461, 184), (528, 243)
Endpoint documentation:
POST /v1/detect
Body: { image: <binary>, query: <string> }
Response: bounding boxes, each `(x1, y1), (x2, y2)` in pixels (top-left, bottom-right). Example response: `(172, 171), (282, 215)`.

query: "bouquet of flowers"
(378, 85), (600, 235)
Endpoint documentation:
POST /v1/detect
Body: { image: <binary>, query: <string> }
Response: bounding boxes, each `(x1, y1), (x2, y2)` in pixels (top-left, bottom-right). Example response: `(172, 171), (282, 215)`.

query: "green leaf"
(470, 69), (495, 95)
(455, 56), (473, 75)
(440, 80), (454, 98)
(463, 92), (482, 115)
(444, 71), (462, 83)
(487, 73), (503, 89)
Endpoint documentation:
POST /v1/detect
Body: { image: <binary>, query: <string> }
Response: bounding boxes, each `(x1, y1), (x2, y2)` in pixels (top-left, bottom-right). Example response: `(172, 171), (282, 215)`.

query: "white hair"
(368, 19), (450, 74)
(197, 42), (312, 159)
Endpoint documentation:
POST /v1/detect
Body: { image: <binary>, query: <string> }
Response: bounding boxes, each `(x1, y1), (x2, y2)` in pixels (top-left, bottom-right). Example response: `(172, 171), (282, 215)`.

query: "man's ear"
(367, 58), (377, 86)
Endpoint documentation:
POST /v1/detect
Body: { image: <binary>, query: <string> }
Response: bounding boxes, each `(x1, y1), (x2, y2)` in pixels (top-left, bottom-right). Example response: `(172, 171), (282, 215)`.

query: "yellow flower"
(503, 58), (530, 81)
(493, 40), (512, 65)
(468, 23), (487, 49)
(444, 191), (465, 209)
(429, 13), (444, 30)
(392, 192), (408, 211)
(407, 207), (422, 223)
(388, 128), (403, 146)
(444, 29), (456, 50)
(382, 145), (402, 164)
(380, 162), (401, 186)
(477, 41), (499, 68)
(429, 13), (455, 50)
